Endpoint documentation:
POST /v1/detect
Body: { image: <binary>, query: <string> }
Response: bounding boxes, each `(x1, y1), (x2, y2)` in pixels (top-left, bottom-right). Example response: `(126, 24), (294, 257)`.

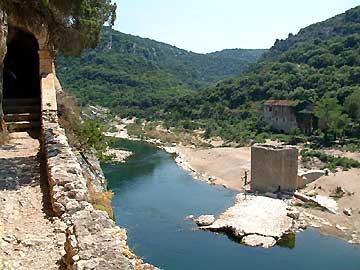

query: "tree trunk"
(0, 10), (7, 132)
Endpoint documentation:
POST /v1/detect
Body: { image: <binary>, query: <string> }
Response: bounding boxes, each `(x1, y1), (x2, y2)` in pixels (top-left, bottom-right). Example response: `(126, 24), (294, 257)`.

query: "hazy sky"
(113, 0), (360, 53)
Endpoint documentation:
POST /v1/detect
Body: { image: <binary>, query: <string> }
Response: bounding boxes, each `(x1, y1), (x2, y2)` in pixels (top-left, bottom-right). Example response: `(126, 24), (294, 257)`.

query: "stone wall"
(251, 144), (298, 193)
(42, 111), (133, 269)
(0, 10), (7, 131)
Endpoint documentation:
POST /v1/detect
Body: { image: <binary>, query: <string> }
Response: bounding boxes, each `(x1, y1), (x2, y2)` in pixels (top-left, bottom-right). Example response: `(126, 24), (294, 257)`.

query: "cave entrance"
(2, 27), (41, 134)
(3, 26), (40, 99)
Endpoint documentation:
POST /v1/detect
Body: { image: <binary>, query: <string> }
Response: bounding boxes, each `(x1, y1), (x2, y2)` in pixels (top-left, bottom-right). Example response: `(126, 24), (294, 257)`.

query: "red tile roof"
(264, 100), (297, 106)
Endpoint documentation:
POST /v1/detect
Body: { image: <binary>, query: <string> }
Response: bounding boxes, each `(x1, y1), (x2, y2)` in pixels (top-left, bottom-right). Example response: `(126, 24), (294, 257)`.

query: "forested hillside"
(56, 28), (265, 116)
(162, 6), (360, 144)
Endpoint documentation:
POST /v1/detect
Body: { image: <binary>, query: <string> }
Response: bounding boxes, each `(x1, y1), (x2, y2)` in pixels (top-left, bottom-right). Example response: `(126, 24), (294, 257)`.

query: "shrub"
(300, 149), (360, 171)
(57, 90), (114, 162)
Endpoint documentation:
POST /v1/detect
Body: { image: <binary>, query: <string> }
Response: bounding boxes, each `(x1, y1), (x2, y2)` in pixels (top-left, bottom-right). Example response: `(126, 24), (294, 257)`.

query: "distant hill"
(56, 29), (266, 115)
(163, 5), (360, 142)
(268, 6), (360, 57)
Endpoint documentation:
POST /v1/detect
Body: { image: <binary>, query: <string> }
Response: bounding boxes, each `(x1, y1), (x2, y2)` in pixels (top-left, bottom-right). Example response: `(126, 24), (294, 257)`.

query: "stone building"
(251, 144), (298, 193)
(263, 100), (314, 134)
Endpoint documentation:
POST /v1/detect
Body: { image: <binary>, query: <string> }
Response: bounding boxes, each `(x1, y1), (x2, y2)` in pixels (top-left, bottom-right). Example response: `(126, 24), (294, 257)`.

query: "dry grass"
(87, 182), (115, 220)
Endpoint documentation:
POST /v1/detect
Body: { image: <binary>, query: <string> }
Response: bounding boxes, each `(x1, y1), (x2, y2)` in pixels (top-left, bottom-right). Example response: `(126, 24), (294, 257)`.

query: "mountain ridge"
(56, 28), (266, 115)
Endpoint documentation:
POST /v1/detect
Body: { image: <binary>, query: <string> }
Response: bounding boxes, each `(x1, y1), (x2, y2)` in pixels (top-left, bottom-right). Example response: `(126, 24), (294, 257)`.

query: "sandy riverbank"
(166, 145), (250, 190)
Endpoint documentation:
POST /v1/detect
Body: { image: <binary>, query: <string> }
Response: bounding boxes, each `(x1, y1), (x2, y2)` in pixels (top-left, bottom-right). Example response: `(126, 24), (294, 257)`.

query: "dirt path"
(0, 132), (66, 270)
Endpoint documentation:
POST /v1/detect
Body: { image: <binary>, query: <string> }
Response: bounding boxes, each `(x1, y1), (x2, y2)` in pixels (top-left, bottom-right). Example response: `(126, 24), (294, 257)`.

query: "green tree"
(0, 0), (117, 55)
(79, 119), (114, 162)
(329, 113), (351, 143)
(315, 97), (350, 141)
(344, 88), (360, 124)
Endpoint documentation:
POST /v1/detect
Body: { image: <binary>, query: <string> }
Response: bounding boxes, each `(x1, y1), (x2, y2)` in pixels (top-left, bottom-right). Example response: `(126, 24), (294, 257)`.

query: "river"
(102, 139), (360, 270)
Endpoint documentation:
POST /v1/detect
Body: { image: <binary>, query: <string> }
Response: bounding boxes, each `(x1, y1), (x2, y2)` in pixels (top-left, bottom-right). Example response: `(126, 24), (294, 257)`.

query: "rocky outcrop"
(242, 235), (277, 248)
(297, 170), (325, 188)
(199, 194), (297, 248)
(105, 148), (133, 163)
(294, 192), (338, 214)
(195, 215), (215, 226)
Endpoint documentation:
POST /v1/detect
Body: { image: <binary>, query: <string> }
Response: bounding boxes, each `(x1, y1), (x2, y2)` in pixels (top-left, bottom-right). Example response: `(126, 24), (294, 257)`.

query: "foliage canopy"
(0, 0), (116, 55)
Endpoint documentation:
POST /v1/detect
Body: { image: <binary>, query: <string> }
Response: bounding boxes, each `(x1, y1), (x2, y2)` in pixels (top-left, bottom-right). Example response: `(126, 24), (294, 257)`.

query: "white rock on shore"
(204, 194), (294, 241)
(106, 149), (133, 163)
(242, 234), (277, 248)
(195, 215), (215, 226)
(294, 192), (338, 214)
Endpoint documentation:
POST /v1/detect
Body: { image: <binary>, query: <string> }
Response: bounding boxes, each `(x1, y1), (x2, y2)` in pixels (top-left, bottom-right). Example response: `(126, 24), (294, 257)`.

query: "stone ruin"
(251, 144), (298, 193)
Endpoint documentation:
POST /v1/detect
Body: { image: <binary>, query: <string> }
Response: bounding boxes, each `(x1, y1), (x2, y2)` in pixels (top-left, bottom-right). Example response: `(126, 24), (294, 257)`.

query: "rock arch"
(0, 14), (58, 132)
(3, 26), (40, 98)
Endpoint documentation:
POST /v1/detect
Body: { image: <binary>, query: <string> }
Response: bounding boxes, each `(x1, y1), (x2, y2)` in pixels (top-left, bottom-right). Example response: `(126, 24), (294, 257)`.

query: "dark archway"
(3, 27), (40, 99)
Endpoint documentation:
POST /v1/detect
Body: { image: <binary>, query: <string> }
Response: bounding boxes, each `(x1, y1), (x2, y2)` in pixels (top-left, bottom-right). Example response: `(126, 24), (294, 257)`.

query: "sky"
(113, 0), (360, 54)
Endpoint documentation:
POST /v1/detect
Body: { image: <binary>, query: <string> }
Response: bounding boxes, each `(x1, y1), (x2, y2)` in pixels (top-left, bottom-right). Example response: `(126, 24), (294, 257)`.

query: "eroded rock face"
(206, 194), (294, 240)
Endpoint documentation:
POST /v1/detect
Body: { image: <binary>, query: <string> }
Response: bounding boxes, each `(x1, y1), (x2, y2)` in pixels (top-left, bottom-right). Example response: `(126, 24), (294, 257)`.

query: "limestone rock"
(287, 208), (300, 219)
(242, 234), (277, 248)
(195, 215), (215, 226)
(207, 194), (294, 240)
(294, 192), (338, 214)
(106, 148), (133, 163)
(297, 170), (325, 188)
(305, 190), (318, 197)
(336, 224), (348, 232)
(343, 208), (352, 216)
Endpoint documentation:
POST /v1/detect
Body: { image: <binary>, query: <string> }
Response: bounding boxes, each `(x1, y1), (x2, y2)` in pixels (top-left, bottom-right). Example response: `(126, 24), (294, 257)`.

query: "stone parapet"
(41, 73), (58, 112)
(42, 114), (132, 269)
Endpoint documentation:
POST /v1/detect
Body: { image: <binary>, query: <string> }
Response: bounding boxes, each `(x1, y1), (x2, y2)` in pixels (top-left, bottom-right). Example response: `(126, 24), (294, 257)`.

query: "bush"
(300, 149), (360, 171)
(57, 90), (114, 162)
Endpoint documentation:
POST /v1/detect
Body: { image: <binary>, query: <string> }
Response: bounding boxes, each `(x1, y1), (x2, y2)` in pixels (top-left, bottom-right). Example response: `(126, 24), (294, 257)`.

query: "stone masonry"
(251, 144), (298, 193)
(43, 114), (132, 269)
